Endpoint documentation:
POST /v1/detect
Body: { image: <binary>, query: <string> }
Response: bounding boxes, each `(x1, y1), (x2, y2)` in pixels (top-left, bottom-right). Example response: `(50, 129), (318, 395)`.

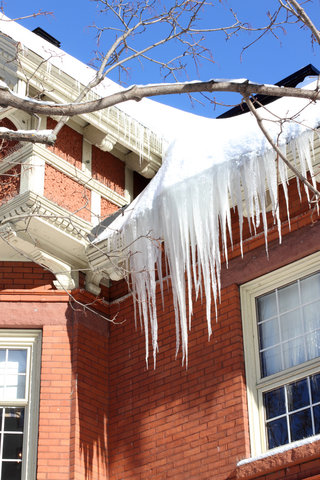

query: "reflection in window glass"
(264, 373), (320, 449)
(257, 272), (320, 378)
(1, 462), (21, 480)
(0, 349), (27, 401)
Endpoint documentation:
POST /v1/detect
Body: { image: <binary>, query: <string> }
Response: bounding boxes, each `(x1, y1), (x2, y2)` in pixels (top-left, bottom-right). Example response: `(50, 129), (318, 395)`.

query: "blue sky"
(2, 0), (320, 117)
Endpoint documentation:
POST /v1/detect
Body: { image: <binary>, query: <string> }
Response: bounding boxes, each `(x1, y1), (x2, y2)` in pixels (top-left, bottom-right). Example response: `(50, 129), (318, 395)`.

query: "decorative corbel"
(84, 124), (117, 152)
(85, 271), (103, 296)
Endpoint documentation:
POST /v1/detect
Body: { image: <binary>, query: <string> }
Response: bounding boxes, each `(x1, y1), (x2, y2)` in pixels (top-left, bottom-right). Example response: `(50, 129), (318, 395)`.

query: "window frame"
(241, 251), (320, 456)
(0, 330), (42, 480)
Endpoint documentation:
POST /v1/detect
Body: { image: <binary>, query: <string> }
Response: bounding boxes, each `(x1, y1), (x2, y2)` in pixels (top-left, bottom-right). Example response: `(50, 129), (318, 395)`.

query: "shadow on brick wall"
(67, 304), (110, 479)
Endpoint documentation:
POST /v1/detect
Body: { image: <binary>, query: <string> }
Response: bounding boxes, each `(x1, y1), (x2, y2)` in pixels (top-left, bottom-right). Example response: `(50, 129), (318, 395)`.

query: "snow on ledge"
(237, 434), (320, 466)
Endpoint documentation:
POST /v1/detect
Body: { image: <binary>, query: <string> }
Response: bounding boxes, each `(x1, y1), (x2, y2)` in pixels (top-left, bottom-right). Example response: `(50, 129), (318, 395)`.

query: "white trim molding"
(241, 251), (320, 456)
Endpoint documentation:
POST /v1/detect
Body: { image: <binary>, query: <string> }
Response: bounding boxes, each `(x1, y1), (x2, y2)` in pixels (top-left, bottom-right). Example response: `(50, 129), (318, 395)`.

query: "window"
(0, 331), (41, 480)
(241, 252), (320, 455)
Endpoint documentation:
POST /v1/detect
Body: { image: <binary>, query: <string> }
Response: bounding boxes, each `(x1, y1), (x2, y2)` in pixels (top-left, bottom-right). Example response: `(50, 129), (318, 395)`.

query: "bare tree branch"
(0, 79), (320, 118)
(244, 94), (320, 200)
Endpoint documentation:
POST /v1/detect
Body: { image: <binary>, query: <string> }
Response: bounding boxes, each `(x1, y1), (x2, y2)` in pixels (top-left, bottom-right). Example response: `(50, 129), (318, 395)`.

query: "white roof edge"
(0, 14), (172, 138)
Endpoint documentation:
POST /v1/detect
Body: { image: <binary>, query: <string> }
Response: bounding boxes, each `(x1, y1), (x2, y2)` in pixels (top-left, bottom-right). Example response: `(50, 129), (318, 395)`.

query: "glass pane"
(282, 338), (306, 369)
(290, 409), (313, 442)
(264, 387), (286, 420)
(8, 350), (27, 374)
(311, 374), (320, 403)
(313, 404), (320, 434)
(280, 309), (303, 341)
(259, 318), (280, 349)
(3, 433), (23, 459)
(0, 349), (6, 368)
(261, 346), (282, 377)
(266, 417), (288, 449)
(17, 376), (26, 399)
(4, 409), (24, 432)
(257, 292), (277, 321)
(287, 378), (309, 411)
(1, 461), (21, 480)
(278, 283), (299, 314)
(303, 301), (320, 332)
(4, 375), (26, 400)
(305, 331), (320, 362)
(301, 273), (320, 304)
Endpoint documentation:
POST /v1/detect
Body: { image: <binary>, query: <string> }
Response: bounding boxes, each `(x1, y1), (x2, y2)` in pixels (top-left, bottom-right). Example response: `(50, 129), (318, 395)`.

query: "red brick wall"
(44, 164), (92, 222)
(0, 117), (19, 159)
(105, 180), (320, 480)
(101, 196), (119, 219)
(70, 319), (109, 480)
(92, 146), (125, 196)
(107, 282), (249, 480)
(1, 174), (320, 480)
(0, 164), (21, 205)
(0, 263), (110, 480)
(0, 261), (54, 290)
(47, 118), (82, 170)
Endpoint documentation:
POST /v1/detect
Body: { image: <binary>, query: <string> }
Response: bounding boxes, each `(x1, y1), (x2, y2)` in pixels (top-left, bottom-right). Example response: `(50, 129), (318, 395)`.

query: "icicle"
(96, 94), (320, 367)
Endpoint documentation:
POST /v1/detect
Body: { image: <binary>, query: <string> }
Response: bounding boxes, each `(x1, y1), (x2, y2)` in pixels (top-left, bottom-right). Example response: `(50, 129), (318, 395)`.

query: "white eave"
(0, 15), (163, 178)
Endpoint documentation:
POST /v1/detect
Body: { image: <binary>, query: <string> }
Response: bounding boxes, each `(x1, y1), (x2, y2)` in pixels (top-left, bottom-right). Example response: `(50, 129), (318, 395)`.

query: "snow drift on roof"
(92, 85), (320, 366)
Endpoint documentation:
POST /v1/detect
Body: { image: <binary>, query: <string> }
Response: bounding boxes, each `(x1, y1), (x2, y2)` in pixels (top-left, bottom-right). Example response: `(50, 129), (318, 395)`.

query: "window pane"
(303, 301), (320, 332)
(266, 417), (288, 449)
(278, 283), (299, 314)
(264, 387), (286, 419)
(311, 374), (320, 403)
(1, 461), (21, 480)
(4, 375), (26, 400)
(301, 273), (320, 304)
(305, 331), (320, 362)
(4, 409), (24, 432)
(3, 433), (23, 460)
(282, 338), (306, 370)
(287, 378), (309, 411)
(290, 409), (313, 442)
(259, 318), (280, 349)
(280, 309), (303, 341)
(257, 292), (277, 321)
(0, 350), (5, 365)
(261, 346), (282, 377)
(8, 350), (27, 374)
(313, 405), (320, 434)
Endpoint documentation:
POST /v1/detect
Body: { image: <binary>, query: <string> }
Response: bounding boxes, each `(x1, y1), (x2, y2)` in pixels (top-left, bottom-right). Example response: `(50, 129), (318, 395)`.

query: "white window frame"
(0, 330), (41, 480)
(241, 251), (320, 456)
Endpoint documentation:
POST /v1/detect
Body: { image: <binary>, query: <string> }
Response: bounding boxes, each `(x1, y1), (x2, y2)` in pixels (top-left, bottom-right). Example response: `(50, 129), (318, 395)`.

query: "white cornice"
(0, 191), (90, 267)
(16, 48), (163, 175)
(0, 222), (78, 289)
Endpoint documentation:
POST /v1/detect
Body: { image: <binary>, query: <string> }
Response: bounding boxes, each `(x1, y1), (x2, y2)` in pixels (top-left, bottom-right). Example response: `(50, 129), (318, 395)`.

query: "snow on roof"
(0, 14), (185, 139)
(90, 84), (320, 366)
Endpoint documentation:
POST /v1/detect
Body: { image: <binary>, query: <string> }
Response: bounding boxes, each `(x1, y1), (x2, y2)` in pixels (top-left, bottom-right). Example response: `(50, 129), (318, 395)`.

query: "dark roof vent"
(32, 27), (61, 48)
(217, 64), (320, 119)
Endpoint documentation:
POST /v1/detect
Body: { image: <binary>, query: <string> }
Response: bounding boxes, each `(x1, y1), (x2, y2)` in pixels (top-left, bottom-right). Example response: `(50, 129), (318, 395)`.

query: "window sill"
(235, 435), (320, 480)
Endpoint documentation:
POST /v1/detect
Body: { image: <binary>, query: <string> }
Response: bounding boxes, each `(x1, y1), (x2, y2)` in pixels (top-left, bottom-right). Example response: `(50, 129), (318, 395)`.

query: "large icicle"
(95, 92), (320, 366)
